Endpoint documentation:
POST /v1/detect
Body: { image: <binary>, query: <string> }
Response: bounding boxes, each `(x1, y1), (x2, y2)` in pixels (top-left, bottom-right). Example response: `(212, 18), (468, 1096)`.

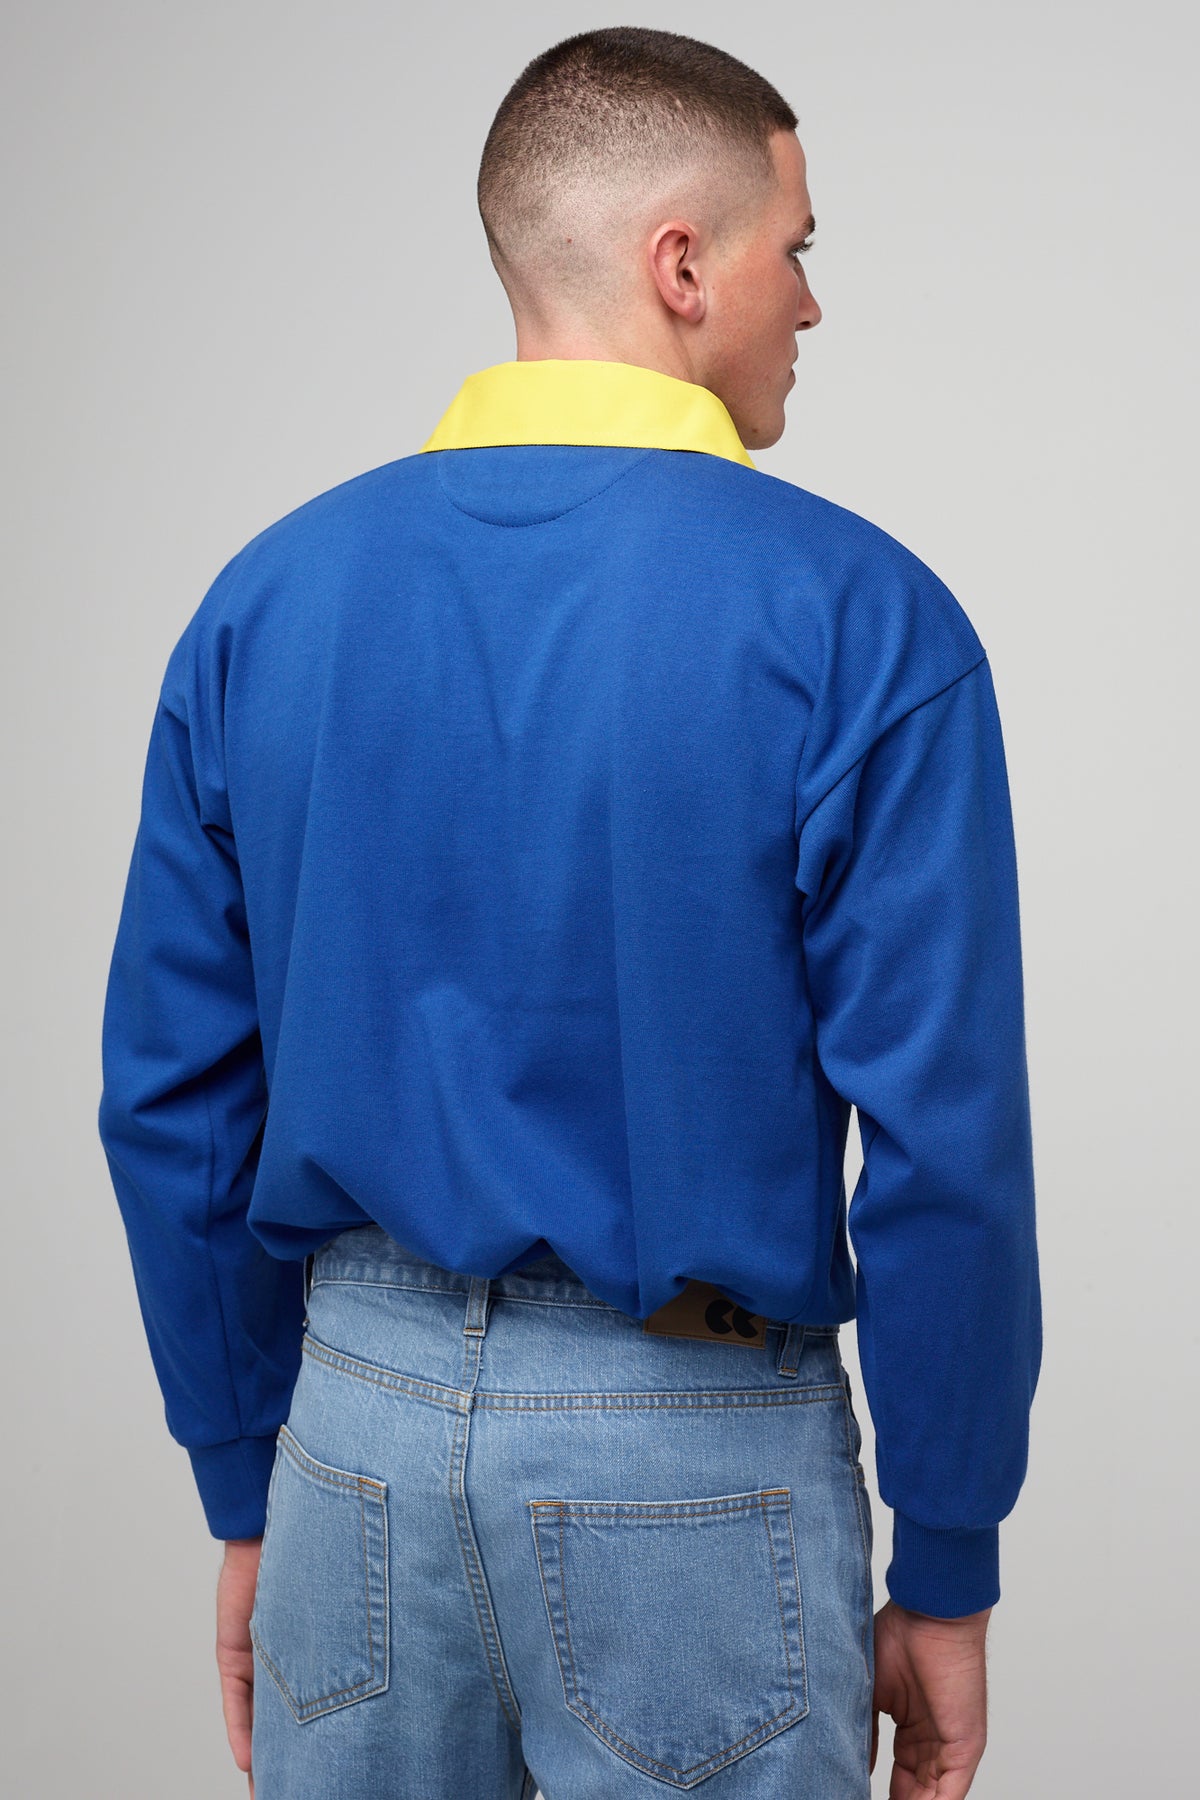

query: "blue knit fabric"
(98, 438), (1041, 1617)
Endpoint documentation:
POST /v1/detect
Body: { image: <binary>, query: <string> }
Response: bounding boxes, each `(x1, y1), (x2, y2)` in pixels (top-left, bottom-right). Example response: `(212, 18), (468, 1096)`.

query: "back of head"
(477, 27), (799, 322)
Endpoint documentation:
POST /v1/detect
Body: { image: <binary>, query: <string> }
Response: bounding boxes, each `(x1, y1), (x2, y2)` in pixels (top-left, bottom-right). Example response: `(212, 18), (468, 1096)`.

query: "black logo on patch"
(704, 1298), (760, 1339)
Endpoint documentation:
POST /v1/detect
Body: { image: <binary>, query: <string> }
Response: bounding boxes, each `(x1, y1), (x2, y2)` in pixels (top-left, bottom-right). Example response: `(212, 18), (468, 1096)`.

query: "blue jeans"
(249, 1223), (875, 1797)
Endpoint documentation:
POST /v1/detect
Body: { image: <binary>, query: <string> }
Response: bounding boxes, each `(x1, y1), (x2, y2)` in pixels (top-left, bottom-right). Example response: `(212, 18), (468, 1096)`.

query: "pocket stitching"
(250, 1428), (390, 1723)
(529, 1489), (808, 1784)
(275, 1422), (388, 1497)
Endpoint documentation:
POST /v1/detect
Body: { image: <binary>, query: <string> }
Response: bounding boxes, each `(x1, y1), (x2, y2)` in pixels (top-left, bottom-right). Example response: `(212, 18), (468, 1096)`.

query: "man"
(98, 25), (1041, 1800)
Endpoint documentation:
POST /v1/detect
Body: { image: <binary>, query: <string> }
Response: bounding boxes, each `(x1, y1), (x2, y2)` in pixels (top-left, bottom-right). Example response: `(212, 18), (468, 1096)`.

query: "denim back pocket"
(249, 1424), (390, 1723)
(529, 1487), (808, 1788)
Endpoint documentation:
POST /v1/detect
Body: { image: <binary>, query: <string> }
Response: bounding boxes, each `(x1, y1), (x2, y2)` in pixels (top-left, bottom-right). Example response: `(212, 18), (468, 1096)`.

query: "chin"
(747, 412), (787, 452)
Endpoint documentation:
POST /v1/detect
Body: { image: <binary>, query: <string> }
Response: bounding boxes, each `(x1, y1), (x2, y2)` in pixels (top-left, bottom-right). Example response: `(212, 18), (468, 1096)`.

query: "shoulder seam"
(795, 650), (990, 837)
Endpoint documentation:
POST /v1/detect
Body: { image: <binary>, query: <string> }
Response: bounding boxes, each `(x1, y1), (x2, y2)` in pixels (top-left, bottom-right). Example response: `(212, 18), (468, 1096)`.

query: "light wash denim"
(249, 1223), (875, 1797)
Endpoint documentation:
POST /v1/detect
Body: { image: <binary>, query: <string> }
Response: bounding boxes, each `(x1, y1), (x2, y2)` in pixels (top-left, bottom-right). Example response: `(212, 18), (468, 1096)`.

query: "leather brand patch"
(642, 1279), (768, 1346)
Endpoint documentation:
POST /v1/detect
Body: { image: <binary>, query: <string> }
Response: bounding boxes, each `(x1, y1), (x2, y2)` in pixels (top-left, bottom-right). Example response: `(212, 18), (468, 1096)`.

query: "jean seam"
(838, 1371), (874, 1701)
(447, 1402), (523, 1734)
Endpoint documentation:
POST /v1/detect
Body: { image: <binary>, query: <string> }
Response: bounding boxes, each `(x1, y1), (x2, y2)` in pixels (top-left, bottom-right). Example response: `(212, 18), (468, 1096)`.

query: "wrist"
(891, 1599), (992, 1625)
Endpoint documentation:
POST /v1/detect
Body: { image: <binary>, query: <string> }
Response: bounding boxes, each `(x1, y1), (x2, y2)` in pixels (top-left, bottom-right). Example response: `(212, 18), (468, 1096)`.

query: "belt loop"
(776, 1321), (806, 1378)
(303, 1252), (315, 1304)
(464, 1274), (492, 1338)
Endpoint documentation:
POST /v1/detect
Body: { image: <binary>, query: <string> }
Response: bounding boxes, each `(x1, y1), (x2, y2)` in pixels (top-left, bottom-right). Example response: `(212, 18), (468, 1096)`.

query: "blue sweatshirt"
(97, 357), (1042, 1619)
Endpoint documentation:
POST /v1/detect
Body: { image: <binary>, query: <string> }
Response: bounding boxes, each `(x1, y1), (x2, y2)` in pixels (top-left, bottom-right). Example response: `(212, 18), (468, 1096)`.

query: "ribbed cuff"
(886, 1511), (1000, 1618)
(187, 1433), (281, 1540)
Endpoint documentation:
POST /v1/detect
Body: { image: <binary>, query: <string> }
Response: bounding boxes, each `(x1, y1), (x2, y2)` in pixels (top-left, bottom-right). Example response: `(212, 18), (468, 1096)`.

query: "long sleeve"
(795, 654), (1043, 1618)
(97, 684), (305, 1539)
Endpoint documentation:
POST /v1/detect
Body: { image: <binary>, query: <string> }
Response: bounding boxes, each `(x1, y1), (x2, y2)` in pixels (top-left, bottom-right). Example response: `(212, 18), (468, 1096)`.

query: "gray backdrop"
(2, 2), (1194, 1794)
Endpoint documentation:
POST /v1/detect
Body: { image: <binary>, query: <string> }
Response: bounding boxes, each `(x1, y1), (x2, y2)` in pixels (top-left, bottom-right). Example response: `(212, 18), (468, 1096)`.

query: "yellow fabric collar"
(419, 359), (756, 470)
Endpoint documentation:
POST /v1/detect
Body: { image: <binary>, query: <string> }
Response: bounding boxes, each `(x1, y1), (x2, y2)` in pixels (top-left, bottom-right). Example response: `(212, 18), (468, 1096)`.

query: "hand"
(871, 1598), (992, 1798)
(217, 1537), (263, 1798)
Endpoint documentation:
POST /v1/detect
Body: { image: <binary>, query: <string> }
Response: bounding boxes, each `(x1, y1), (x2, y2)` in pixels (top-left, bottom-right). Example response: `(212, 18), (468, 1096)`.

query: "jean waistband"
(305, 1221), (838, 1339)
(310, 1222), (608, 1306)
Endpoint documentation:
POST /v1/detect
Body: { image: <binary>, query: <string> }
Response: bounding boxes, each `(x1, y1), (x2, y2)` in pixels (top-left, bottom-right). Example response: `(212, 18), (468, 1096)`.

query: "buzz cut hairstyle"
(477, 27), (800, 278)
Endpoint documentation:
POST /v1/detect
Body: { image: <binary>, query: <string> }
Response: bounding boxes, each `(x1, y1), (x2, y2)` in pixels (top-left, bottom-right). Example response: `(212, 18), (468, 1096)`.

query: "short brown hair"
(477, 27), (799, 298)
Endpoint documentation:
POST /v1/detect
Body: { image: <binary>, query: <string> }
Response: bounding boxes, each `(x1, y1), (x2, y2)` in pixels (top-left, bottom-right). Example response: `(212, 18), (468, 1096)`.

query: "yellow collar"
(418, 359), (755, 469)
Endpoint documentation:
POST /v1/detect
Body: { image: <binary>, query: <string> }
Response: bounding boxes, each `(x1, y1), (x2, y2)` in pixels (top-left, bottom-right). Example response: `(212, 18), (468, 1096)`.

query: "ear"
(648, 222), (707, 324)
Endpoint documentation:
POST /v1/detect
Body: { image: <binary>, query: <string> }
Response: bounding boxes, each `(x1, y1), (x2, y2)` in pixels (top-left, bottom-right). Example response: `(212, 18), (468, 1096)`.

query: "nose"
(796, 273), (822, 331)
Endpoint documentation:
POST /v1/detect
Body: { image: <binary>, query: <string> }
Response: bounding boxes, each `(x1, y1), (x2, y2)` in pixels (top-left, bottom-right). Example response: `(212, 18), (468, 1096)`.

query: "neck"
(512, 320), (700, 387)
